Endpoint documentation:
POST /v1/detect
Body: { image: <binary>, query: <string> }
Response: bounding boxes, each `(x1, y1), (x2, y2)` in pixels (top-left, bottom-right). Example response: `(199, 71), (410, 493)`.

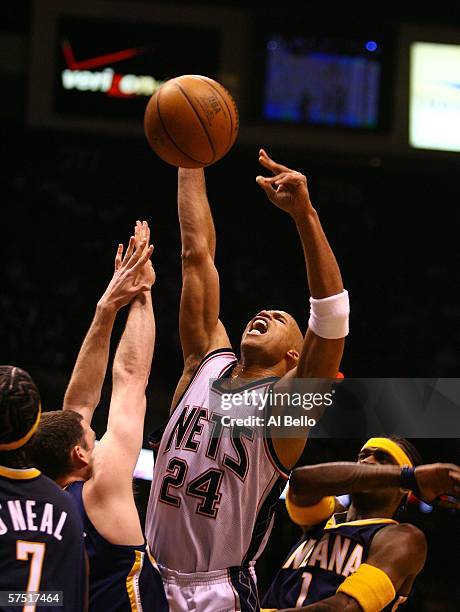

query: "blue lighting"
(366, 41), (378, 52)
(419, 501), (433, 514)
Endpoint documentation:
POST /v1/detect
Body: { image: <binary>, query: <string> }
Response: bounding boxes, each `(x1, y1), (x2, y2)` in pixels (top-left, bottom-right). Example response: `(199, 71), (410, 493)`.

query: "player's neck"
(347, 503), (395, 522)
(56, 473), (87, 489)
(231, 361), (280, 380)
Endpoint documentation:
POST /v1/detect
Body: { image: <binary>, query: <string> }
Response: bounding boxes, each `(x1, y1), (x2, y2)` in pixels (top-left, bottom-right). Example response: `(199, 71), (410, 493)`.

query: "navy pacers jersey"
(67, 481), (168, 612)
(0, 465), (86, 612)
(262, 514), (401, 610)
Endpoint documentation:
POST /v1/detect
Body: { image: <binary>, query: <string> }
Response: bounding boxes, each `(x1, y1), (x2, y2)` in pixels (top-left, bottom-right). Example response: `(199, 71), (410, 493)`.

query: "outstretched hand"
(98, 224), (154, 312)
(415, 463), (460, 509)
(256, 149), (312, 217)
(130, 220), (156, 288)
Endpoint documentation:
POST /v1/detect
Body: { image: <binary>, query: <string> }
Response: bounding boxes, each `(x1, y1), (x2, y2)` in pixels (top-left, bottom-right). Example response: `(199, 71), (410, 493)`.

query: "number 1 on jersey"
(296, 571), (313, 606)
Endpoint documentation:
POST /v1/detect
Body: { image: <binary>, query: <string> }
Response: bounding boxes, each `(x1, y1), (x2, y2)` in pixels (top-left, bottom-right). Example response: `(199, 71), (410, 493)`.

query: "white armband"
(308, 289), (349, 339)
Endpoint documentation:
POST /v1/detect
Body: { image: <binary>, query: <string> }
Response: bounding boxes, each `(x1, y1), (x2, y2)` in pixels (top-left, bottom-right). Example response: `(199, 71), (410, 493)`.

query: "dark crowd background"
(1, 1), (459, 610)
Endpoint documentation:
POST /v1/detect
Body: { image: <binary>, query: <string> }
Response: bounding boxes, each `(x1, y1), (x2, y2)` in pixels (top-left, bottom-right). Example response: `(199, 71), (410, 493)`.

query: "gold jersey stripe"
(126, 549), (144, 612)
(0, 465), (41, 480)
(325, 518), (398, 529)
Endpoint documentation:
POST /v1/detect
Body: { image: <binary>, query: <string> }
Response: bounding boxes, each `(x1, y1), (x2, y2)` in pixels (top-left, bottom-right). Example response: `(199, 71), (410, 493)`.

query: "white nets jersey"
(146, 349), (288, 573)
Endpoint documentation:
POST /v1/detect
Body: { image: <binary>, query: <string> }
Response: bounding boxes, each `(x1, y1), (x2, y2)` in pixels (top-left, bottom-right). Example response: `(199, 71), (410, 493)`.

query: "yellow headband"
(0, 403), (42, 451)
(361, 437), (413, 468)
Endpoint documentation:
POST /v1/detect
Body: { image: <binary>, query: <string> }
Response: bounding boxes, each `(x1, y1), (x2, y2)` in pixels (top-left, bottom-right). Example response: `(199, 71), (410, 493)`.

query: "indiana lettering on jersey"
(0, 500), (67, 541)
(284, 534), (363, 578)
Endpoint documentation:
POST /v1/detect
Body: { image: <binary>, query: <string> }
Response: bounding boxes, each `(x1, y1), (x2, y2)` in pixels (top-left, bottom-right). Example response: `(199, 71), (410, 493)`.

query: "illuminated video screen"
(410, 42), (460, 152)
(263, 34), (384, 128)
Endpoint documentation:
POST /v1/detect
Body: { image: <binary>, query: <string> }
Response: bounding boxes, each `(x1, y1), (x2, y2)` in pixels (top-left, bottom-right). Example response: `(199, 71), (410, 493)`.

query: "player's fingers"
(135, 220), (142, 241)
(275, 172), (306, 185)
(128, 239), (148, 266)
(131, 244), (154, 271)
(259, 172), (292, 185)
(122, 236), (136, 265)
(142, 220), (150, 243)
(259, 149), (292, 174)
(256, 176), (277, 198)
(114, 244), (123, 270)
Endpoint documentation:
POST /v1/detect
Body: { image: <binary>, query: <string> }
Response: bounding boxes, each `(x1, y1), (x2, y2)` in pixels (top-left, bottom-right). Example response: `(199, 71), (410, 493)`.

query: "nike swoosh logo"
(61, 39), (145, 70)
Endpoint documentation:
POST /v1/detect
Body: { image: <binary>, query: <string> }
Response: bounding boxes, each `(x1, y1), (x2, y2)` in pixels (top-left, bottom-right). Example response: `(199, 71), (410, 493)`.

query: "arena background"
(2, 2), (459, 610)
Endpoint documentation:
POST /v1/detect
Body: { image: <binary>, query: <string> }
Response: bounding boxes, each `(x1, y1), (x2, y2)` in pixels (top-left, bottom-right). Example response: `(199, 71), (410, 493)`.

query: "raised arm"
(284, 462), (460, 538)
(63, 224), (154, 423)
(290, 461), (460, 509)
(172, 169), (231, 408)
(256, 150), (347, 378)
(86, 231), (155, 544)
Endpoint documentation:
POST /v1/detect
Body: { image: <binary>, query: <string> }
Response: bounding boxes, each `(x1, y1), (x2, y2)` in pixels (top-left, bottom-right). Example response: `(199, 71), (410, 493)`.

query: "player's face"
(240, 309), (301, 367)
(353, 445), (405, 510)
(357, 447), (398, 467)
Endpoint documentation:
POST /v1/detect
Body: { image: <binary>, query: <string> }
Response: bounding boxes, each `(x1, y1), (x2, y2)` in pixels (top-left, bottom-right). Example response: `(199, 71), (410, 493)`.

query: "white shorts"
(158, 564), (260, 612)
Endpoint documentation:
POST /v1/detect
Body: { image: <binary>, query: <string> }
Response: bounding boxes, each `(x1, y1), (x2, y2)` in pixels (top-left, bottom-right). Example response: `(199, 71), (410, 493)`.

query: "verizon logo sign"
(60, 39), (165, 97)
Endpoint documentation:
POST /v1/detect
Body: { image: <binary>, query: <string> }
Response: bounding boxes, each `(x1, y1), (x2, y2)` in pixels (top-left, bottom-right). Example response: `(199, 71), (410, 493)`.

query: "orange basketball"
(144, 75), (239, 168)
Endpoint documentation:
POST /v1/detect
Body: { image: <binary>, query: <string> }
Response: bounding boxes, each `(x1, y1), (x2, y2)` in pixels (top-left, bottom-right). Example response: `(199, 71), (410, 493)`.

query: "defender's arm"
(63, 226), (153, 423)
(87, 287), (155, 544)
(287, 461), (460, 528)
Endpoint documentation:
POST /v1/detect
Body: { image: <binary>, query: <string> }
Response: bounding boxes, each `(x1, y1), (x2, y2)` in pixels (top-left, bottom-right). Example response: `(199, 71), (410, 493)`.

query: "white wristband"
(308, 289), (350, 339)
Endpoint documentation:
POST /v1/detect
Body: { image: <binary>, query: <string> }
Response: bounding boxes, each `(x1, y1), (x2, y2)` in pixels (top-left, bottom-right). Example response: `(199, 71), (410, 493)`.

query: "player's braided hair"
(389, 435), (423, 467)
(0, 365), (40, 447)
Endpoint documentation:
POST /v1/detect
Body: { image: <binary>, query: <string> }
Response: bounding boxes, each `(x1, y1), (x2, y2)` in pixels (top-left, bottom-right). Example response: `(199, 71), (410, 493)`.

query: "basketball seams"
(175, 82), (216, 162)
(155, 87), (207, 166)
(145, 75), (239, 167)
(193, 76), (236, 154)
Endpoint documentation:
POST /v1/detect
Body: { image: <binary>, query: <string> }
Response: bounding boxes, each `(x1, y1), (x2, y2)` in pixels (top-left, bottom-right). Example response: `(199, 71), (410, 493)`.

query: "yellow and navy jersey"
(67, 481), (168, 612)
(262, 514), (401, 610)
(0, 466), (86, 612)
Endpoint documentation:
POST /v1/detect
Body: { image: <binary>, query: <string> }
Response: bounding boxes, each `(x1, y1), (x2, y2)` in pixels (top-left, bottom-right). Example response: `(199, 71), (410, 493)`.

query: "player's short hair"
(0, 365), (40, 448)
(30, 410), (87, 480)
(389, 435), (422, 467)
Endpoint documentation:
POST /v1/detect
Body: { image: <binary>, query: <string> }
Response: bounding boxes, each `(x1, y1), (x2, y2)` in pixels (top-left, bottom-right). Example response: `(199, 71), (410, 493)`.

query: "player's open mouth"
(248, 318), (269, 336)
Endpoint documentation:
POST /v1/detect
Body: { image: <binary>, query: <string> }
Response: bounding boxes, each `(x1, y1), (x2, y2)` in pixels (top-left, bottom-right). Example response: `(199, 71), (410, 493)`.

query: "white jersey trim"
(172, 348), (237, 413)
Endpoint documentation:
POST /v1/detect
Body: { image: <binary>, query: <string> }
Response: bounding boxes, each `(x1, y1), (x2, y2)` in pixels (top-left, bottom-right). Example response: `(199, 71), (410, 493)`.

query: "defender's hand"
(99, 235), (154, 312)
(131, 220), (156, 288)
(256, 149), (312, 217)
(415, 463), (460, 508)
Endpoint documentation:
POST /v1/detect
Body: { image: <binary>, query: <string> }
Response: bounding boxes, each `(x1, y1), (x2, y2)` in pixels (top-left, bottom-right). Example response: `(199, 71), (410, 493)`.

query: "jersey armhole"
(170, 348), (237, 414)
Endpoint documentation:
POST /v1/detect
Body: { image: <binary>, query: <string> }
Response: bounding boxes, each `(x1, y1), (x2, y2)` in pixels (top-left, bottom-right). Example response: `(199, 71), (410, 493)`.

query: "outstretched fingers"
(258, 148), (292, 174)
(121, 236), (136, 266)
(141, 220), (151, 244)
(255, 175), (277, 199)
(130, 243), (154, 273)
(114, 244), (123, 271)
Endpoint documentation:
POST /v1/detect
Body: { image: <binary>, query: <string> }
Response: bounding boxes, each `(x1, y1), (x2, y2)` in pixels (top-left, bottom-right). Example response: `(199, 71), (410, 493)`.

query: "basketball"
(144, 75), (239, 168)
